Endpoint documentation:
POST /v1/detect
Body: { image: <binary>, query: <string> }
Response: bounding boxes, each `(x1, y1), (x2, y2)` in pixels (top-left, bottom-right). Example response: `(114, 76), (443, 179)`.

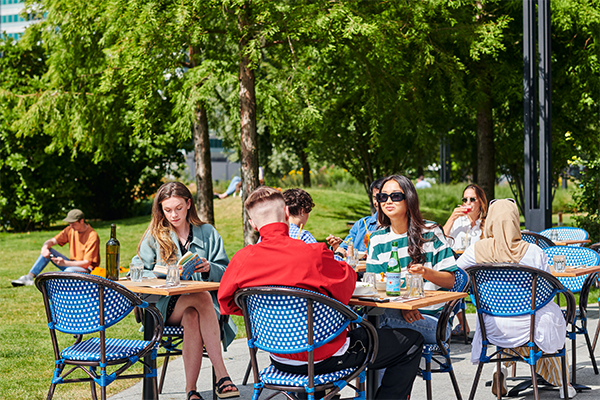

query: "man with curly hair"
(283, 188), (317, 244)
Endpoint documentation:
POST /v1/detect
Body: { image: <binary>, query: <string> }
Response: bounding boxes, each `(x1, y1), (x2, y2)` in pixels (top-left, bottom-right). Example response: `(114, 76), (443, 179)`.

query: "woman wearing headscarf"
(456, 199), (575, 398)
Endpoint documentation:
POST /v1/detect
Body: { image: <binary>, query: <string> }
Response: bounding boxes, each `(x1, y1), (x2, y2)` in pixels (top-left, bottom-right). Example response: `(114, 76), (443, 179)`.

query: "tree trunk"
(189, 45), (215, 225)
(193, 102), (214, 225)
(476, 85), (495, 203)
(300, 149), (311, 187)
(239, 6), (259, 245)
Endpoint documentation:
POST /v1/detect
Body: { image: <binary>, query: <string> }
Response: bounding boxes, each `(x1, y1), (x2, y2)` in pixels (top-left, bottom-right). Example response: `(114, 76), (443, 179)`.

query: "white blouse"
(449, 216), (482, 251)
(456, 244), (566, 363)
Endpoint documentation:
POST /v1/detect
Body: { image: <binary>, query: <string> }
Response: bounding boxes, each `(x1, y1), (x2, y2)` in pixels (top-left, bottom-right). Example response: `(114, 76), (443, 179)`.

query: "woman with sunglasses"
(366, 175), (456, 344)
(443, 184), (488, 251)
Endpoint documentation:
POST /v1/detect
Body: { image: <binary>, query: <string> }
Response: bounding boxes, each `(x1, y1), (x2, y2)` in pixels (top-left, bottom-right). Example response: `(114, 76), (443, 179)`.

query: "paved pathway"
(110, 305), (600, 400)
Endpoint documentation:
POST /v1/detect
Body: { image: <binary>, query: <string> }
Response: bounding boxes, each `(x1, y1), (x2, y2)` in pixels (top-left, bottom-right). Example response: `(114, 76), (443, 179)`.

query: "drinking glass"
(129, 261), (144, 282)
(364, 232), (372, 249)
(346, 248), (359, 270)
(407, 273), (425, 298)
(362, 272), (376, 289)
(165, 264), (181, 287)
(553, 255), (567, 273)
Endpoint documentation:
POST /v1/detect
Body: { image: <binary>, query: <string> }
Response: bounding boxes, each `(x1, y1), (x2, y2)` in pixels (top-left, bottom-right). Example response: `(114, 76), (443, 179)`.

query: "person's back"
(218, 186), (425, 400)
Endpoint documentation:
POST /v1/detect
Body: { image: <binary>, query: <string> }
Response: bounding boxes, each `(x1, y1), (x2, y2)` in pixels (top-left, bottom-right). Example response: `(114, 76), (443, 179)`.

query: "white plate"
(353, 282), (377, 297)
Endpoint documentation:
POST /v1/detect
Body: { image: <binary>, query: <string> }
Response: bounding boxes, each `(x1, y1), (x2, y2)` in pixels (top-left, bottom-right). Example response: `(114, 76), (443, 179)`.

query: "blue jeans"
(224, 176), (242, 196)
(380, 309), (450, 345)
(29, 248), (88, 276)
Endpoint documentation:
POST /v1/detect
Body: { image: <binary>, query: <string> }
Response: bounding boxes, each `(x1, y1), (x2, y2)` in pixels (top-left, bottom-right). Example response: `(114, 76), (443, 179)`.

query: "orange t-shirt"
(54, 225), (101, 269)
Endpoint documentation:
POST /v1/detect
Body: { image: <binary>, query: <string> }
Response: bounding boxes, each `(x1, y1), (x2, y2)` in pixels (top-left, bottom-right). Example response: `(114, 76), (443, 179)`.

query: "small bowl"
(353, 282), (374, 296)
(375, 279), (386, 291)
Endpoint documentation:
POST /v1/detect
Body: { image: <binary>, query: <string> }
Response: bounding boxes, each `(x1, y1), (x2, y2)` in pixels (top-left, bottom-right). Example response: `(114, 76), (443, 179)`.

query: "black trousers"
(272, 327), (424, 400)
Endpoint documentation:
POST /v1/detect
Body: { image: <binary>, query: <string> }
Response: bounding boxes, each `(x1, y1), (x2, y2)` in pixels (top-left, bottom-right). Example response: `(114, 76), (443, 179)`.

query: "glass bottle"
(386, 241), (401, 296)
(106, 224), (120, 281)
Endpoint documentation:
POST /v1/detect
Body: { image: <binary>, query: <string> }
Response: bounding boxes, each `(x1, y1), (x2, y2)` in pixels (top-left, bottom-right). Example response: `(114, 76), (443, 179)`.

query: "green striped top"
(366, 224), (457, 312)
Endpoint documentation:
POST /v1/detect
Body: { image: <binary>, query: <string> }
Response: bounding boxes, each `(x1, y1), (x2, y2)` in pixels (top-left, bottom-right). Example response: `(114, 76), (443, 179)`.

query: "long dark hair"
(464, 183), (488, 234)
(377, 175), (440, 265)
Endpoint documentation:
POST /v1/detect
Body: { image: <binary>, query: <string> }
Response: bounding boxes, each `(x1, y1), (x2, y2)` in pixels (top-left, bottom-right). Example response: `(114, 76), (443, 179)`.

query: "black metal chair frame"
(465, 264), (576, 400)
(36, 272), (163, 400)
(234, 286), (378, 400)
(420, 268), (469, 400)
(520, 231), (556, 248)
(134, 307), (229, 399)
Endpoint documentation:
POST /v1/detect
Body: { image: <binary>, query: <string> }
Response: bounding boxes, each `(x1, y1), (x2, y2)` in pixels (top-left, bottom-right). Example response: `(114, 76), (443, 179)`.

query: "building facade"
(1, 0), (39, 41)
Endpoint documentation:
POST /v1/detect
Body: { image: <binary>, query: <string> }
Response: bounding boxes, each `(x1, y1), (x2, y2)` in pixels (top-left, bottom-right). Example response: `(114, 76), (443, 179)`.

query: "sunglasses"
(376, 192), (406, 203)
(462, 197), (477, 203)
(489, 198), (516, 206)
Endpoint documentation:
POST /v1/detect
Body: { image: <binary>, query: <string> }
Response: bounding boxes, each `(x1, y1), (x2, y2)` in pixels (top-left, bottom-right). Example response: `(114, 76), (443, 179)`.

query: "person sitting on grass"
(11, 209), (100, 287)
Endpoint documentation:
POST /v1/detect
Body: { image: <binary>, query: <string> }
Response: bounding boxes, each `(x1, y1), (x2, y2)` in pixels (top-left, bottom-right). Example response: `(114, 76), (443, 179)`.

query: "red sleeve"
(217, 254), (244, 316)
(313, 243), (356, 304)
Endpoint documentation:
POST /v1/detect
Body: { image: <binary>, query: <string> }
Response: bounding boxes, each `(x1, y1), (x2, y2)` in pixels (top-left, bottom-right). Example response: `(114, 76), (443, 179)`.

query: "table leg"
(143, 309), (159, 400)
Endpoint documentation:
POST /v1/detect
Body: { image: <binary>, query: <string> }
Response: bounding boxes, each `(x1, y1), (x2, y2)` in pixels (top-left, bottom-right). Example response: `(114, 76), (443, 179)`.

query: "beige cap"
(63, 209), (85, 223)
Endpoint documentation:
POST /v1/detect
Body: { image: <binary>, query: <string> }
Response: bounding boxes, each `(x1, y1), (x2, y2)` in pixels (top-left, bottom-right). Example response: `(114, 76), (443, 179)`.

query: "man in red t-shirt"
(218, 187), (423, 399)
(12, 209), (100, 287)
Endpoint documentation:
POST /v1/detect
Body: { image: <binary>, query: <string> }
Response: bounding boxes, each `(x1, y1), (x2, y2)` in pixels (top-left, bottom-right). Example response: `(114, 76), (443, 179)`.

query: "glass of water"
(165, 264), (181, 287)
(553, 255), (567, 273)
(407, 273), (425, 298)
(129, 261), (144, 282)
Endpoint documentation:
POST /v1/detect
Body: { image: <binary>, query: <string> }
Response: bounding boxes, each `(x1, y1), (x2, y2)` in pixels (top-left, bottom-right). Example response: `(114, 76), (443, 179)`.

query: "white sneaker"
(559, 384), (577, 399)
(491, 365), (508, 396)
(11, 274), (34, 287)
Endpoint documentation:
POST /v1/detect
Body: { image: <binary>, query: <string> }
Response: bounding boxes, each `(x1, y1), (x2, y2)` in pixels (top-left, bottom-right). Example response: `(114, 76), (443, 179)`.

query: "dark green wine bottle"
(106, 224), (120, 281)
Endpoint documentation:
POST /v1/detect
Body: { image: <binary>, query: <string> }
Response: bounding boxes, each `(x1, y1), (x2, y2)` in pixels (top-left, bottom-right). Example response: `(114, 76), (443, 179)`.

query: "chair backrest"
(465, 263), (571, 318)
(235, 286), (358, 354)
(543, 246), (600, 293)
(521, 231), (555, 249)
(539, 227), (588, 246)
(36, 272), (148, 335)
(436, 268), (470, 345)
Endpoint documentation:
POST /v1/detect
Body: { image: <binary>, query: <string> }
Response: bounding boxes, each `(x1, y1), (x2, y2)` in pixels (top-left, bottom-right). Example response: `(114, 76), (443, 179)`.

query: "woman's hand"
(326, 235), (343, 251)
(401, 309), (424, 323)
(408, 263), (426, 275)
(195, 257), (210, 274)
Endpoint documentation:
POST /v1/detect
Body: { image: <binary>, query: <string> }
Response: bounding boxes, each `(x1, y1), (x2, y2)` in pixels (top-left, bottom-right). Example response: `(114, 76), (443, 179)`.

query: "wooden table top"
(554, 239), (591, 246)
(348, 290), (467, 310)
(551, 264), (600, 277)
(119, 278), (220, 296)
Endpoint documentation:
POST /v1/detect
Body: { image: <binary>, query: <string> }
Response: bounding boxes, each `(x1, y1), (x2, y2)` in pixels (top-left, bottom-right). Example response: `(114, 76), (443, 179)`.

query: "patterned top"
(289, 223), (318, 244)
(366, 224), (456, 312)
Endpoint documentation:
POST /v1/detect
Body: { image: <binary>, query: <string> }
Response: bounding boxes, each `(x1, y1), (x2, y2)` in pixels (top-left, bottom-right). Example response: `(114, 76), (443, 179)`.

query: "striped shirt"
(366, 224), (456, 312)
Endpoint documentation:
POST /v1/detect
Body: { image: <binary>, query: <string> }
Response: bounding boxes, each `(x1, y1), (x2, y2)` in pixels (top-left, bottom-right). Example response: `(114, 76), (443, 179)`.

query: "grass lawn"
(0, 184), (592, 399)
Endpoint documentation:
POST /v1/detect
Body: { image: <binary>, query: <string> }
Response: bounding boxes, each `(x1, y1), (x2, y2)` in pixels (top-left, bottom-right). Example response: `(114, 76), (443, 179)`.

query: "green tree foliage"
(1, 1), (184, 230)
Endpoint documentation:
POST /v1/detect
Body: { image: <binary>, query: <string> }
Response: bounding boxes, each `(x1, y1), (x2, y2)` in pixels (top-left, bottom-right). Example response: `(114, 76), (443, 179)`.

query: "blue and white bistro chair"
(234, 286), (378, 400)
(35, 272), (163, 400)
(465, 264), (575, 400)
(539, 227), (588, 246)
(520, 231), (555, 249)
(544, 246), (600, 380)
(590, 242), (600, 353)
(420, 268), (469, 400)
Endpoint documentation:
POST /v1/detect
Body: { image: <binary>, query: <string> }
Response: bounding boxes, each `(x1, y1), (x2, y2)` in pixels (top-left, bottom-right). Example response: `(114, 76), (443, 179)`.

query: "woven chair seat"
(163, 325), (184, 336)
(422, 342), (450, 354)
(61, 337), (157, 362)
(259, 364), (357, 387)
